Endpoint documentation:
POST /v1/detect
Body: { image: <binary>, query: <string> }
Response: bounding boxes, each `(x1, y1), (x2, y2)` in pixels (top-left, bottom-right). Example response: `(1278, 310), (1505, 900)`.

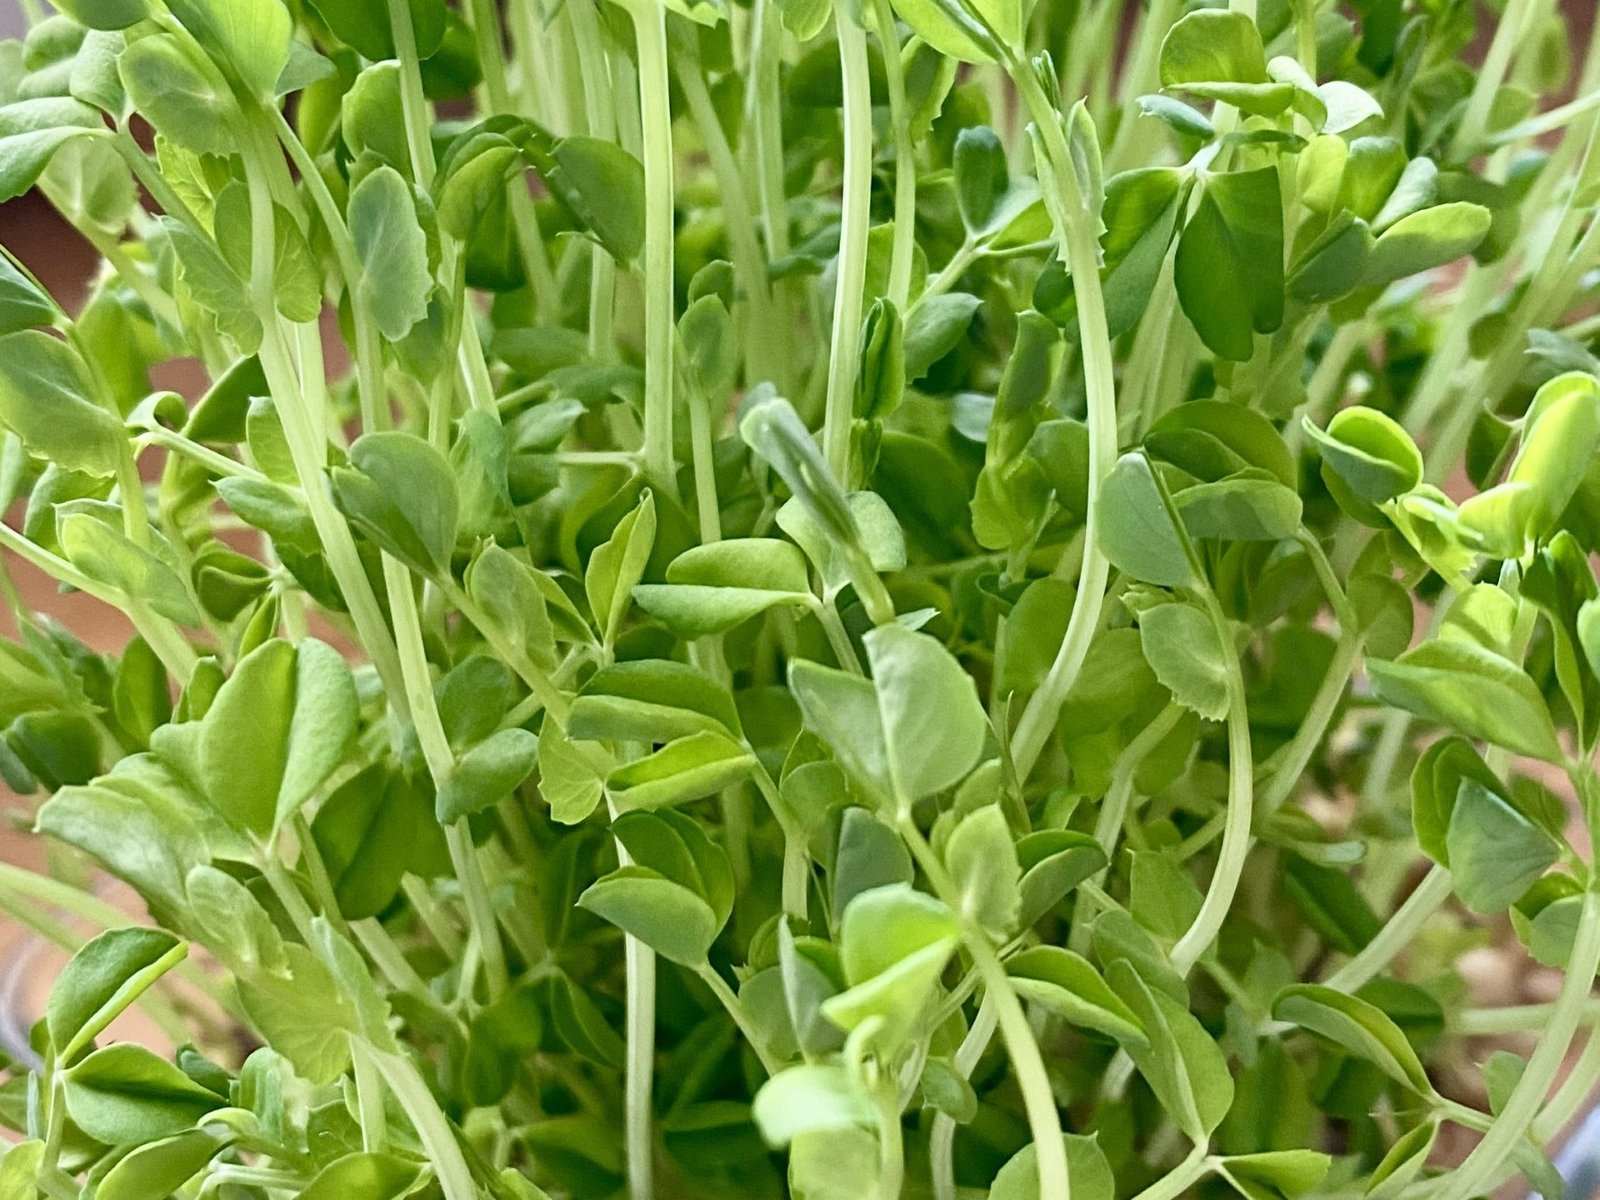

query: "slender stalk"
(386, 558), (510, 1003)
(1431, 880), (1600, 1199)
(1320, 865), (1452, 994)
(870, 0), (916, 313)
(1129, 1148), (1211, 1200)
(623, 930), (658, 1200)
(899, 819), (1069, 1200)
(1006, 64), (1121, 783)
(675, 35), (782, 388)
(1068, 705), (1185, 954)
(363, 1044), (480, 1200)
(875, 1083), (907, 1200)
(567, 0), (620, 358)
(1450, 0), (1538, 159)
(930, 991), (999, 1200)
(1169, 590), (1253, 977)
(624, 0), (679, 492)
(695, 962), (782, 1076)
(821, 0), (875, 485)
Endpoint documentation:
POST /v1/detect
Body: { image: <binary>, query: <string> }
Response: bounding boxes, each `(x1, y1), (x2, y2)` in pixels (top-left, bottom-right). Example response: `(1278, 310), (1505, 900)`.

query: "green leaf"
(821, 883), (960, 1042)
(348, 165), (433, 342)
(465, 543), (558, 669)
(532, 135), (646, 263)
(1303, 406), (1423, 504)
(1138, 94), (1215, 140)
(0, 115), (100, 205)
(331, 431), (460, 578)
(1007, 946), (1148, 1050)
(1017, 830), (1108, 926)
(863, 622), (988, 805)
(613, 808), (735, 928)
(1097, 453), (1195, 588)
(305, 0), (447, 59)
(1175, 472), (1303, 542)
(297, 1153), (423, 1200)
(1271, 984), (1433, 1094)
(117, 34), (237, 157)
(1139, 602), (1230, 721)
(579, 865), (721, 966)
(1367, 1122), (1438, 1199)
(198, 638), (359, 836)
(605, 731), (755, 813)
(436, 728), (540, 822)
(313, 764), (446, 920)
(58, 508), (200, 625)
(887, 0), (1004, 62)
(1363, 202), (1491, 287)
(235, 942), (359, 1085)
(954, 126), (1008, 234)
(846, 299), (900, 424)
(537, 721), (606, 825)
(1445, 778), (1557, 913)
(1160, 9), (1268, 87)
(1109, 959), (1234, 1143)
(1367, 640), (1562, 762)
(569, 660), (740, 744)
(0, 254), (55, 335)
(752, 1064), (875, 1146)
(1145, 399), (1295, 489)
(0, 329), (123, 476)
(944, 804), (1021, 939)
(1175, 168), (1284, 361)
(832, 806), (913, 918)
(1219, 1150), (1333, 1199)
(904, 292), (981, 380)
(633, 538), (813, 636)
(47, 927), (186, 1063)
(991, 1135), (1115, 1200)
(97, 1130), (223, 1200)
(585, 490), (657, 646)
(164, 0), (293, 101)
(63, 1044), (221, 1145)
(51, 0), (150, 29)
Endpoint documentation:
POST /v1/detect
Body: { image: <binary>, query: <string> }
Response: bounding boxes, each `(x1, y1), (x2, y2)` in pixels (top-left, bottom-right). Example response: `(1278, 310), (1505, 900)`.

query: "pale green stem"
(138, 429), (266, 482)
(385, 0), (439, 182)
(1068, 704), (1186, 955)
(875, 1082), (907, 1200)
(353, 1047), (388, 1154)
(871, 0), (916, 313)
(746, 0), (793, 266)
(1169, 589), (1253, 977)
(385, 557), (510, 1003)
(1006, 64), (1121, 783)
(899, 819), (1069, 1200)
(929, 991), (999, 1200)
(675, 37), (782, 388)
(1105, 0), (1180, 173)
(695, 962), (782, 1076)
(568, 0), (619, 358)
(363, 1044), (480, 1200)
(1429, 880), (1600, 1200)
(1450, 0), (1539, 159)
(605, 792), (658, 1200)
(1320, 864), (1452, 995)
(822, 0), (875, 485)
(469, 0), (563, 322)
(1453, 1000), (1600, 1037)
(624, 0), (678, 493)
(1129, 1149), (1211, 1200)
